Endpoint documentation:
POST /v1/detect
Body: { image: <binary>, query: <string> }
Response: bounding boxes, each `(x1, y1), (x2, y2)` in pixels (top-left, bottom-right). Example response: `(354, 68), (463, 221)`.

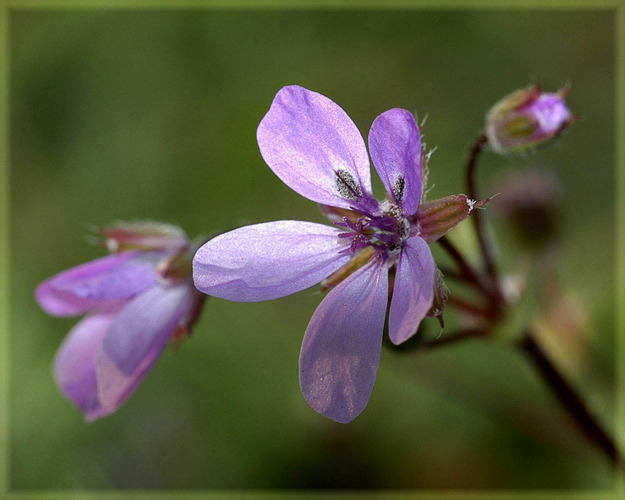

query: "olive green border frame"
(0, 0), (623, 498)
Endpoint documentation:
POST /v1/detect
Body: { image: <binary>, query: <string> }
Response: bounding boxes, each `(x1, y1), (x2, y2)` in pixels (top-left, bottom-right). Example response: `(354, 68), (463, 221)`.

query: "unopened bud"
(99, 221), (189, 253)
(486, 84), (576, 154)
(415, 194), (486, 243)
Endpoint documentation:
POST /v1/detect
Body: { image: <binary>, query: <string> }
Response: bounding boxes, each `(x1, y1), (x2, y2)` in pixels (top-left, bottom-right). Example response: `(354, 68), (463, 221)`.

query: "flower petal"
(95, 283), (195, 413)
(193, 221), (351, 302)
(388, 236), (435, 345)
(100, 282), (193, 376)
(299, 259), (388, 423)
(368, 108), (422, 215)
(36, 252), (160, 317)
(257, 85), (377, 212)
(52, 303), (124, 420)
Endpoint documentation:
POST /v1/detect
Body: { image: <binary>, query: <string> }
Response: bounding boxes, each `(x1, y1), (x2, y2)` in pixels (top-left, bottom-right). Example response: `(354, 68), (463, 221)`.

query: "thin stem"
(420, 328), (488, 349)
(437, 236), (485, 291)
(518, 330), (622, 469)
(446, 296), (493, 320)
(465, 133), (505, 310)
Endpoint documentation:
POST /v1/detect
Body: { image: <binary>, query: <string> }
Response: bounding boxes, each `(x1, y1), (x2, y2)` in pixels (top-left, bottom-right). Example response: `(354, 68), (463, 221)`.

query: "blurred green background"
(10, 7), (616, 490)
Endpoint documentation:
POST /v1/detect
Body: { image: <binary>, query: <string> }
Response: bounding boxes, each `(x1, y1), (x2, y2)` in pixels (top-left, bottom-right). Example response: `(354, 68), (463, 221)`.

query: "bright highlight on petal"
(299, 260), (389, 423)
(257, 85), (376, 212)
(193, 221), (351, 302)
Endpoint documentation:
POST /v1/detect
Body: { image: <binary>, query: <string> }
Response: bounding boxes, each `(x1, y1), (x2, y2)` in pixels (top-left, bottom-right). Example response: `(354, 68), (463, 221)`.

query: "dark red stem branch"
(518, 330), (622, 469)
(420, 328), (489, 349)
(465, 134), (505, 309)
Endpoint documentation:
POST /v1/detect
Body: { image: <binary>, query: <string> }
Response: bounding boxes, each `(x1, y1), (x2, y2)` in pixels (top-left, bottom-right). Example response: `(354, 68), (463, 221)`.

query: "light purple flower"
(36, 222), (205, 420)
(193, 86), (473, 423)
(486, 84), (576, 154)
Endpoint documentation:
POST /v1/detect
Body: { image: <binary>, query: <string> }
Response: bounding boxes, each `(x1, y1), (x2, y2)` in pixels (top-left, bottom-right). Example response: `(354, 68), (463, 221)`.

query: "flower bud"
(486, 84), (575, 154)
(99, 221), (189, 253)
(415, 194), (486, 243)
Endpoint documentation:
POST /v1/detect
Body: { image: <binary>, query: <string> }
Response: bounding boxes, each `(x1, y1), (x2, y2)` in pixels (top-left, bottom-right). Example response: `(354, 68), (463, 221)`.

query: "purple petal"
(96, 334), (167, 417)
(36, 252), (160, 317)
(95, 282), (196, 414)
(299, 259), (389, 423)
(100, 282), (193, 376)
(193, 221), (351, 302)
(368, 108), (422, 215)
(388, 236), (435, 345)
(257, 85), (377, 212)
(52, 303), (124, 420)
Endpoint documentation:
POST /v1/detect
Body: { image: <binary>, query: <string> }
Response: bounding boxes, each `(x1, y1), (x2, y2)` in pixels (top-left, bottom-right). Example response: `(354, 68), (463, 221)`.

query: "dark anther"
(393, 175), (405, 203)
(335, 169), (363, 201)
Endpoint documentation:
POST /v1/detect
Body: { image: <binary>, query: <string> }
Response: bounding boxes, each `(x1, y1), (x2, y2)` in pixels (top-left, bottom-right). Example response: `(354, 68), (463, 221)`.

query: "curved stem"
(518, 330), (622, 469)
(437, 236), (485, 290)
(465, 133), (505, 311)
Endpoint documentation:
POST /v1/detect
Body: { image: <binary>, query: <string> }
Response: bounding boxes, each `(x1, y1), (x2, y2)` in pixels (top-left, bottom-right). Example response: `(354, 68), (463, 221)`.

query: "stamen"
(393, 175), (405, 203)
(334, 169), (363, 201)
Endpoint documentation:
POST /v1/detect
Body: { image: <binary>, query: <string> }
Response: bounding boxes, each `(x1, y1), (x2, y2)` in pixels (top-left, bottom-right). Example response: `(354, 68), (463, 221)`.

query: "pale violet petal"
(95, 283), (195, 413)
(36, 251), (159, 317)
(388, 236), (435, 345)
(299, 259), (388, 423)
(257, 85), (377, 212)
(52, 303), (124, 420)
(193, 221), (351, 302)
(368, 108), (422, 215)
(100, 282), (193, 376)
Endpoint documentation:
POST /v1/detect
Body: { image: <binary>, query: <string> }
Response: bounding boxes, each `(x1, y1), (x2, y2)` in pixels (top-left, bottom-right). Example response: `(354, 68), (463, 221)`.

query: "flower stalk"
(429, 115), (622, 470)
(518, 330), (622, 470)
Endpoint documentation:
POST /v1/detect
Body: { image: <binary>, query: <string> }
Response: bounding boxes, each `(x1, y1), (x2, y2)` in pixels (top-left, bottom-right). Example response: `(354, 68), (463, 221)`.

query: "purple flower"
(193, 86), (474, 423)
(36, 222), (205, 420)
(486, 84), (576, 154)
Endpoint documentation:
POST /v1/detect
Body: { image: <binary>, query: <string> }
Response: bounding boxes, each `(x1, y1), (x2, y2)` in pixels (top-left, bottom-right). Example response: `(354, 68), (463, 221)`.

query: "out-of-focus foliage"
(11, 9), (615, 489)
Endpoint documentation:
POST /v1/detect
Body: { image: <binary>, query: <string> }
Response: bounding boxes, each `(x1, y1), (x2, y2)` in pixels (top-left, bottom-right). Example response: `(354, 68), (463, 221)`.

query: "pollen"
(334, 169), (363, 201)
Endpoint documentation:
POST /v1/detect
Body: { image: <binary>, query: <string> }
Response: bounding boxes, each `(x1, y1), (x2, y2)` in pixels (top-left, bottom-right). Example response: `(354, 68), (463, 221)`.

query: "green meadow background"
(10, 8), (616, 490)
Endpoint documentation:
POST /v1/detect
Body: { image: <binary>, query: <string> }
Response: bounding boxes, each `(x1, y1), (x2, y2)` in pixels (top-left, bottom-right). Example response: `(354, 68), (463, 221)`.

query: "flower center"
(336, 203), (411, 259)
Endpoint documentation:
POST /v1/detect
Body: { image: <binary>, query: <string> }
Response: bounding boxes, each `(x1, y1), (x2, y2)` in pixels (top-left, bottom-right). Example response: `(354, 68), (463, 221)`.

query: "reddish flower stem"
(437, 236), (483, 290)
(423, 135), (623, 470)
(518, 330), (622, 470)
(446, 295), (493, 320)
(437, 236), (498, 308)
(465, 134), (505, 310)
(420, 328), (488, 349)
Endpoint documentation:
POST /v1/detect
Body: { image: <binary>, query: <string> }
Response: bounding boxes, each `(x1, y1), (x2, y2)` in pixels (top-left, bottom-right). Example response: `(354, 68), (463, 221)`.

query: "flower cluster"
(36, 222), (205, 420)
(37, 83), (575, 424)
(193, 85), (476, 422)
